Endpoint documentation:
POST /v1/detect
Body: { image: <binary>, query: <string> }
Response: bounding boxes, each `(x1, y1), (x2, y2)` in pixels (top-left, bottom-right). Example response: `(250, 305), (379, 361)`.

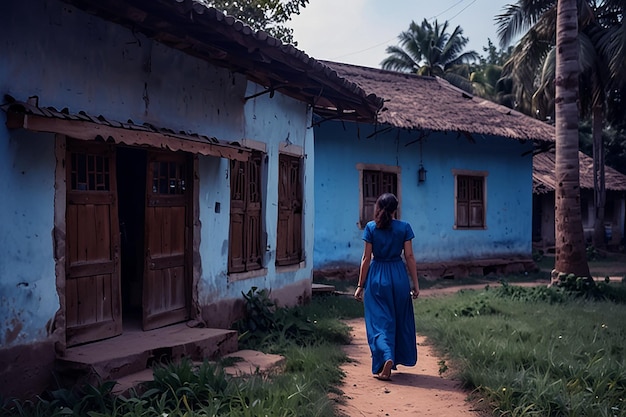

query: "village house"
(0, 0), (382, 399)
(313, 61), (555, 279)
(533, 150), (626, 250)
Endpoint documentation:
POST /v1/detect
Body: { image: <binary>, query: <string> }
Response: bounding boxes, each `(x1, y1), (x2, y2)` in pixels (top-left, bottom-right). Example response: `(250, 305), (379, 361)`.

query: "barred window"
(229, 152), (264, 273)
(454, 172), (487, 229)
(357, 164), (400, 228)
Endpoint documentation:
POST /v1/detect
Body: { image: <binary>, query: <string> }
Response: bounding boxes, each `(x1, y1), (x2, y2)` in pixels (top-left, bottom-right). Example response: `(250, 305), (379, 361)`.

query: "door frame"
(53, 137), (200, 351)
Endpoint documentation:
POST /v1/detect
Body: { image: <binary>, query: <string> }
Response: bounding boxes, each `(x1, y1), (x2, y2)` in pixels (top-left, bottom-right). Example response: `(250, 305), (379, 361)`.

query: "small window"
(276, 153), (303, 266)
(357, 164), (400, 228)
(454, 170), (487, 229)
(151, 160), (186, 195)
(70, 151), (111, 191)
(229, 152), (264, 273)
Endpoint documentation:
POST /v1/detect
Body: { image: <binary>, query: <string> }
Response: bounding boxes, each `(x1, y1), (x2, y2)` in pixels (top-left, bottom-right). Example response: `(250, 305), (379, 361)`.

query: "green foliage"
(586, 244), (599, 261)
(233, 287), (359, 350)
(415, 283), (626, 416)
(580, 121), (626, 176)
(2, 295), (361, 417)
(381, 18), (479, 93)
(204, 0), (308, 45)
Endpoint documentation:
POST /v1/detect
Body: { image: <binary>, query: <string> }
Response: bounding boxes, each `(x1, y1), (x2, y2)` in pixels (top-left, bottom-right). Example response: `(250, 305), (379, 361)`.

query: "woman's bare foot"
(377, 359), (393, 380)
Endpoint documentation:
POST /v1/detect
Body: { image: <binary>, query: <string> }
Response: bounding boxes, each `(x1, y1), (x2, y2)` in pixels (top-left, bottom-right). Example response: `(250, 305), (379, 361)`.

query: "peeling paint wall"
(197, 82), (312, 316)
(1, 0), (313, 352)
(0, 127), (58, 347)
(313, 120), (535, 268)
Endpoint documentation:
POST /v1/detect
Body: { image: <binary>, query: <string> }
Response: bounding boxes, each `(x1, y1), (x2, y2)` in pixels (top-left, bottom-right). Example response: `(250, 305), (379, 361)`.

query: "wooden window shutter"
(469, 177), (484, 227)
(360, 170), (397, 228)
(276, 154), (303, 266)
(228, 152), (263, 273)
(456, 176), (470, 228)
(456, 175), (484, 228)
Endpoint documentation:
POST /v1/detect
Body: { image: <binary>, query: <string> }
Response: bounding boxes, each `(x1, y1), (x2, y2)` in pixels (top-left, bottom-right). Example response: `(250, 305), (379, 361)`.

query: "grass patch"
(1, 293), (363, 417)
(415, 282), (626, 416)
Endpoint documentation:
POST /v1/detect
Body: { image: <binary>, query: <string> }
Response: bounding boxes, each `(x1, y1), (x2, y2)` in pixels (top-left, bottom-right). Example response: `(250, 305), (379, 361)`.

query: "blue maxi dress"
(362, 219), (418, 375)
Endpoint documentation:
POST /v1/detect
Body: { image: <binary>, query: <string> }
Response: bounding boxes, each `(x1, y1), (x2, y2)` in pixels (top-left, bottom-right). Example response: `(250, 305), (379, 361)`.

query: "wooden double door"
(65, 141), (192, 346)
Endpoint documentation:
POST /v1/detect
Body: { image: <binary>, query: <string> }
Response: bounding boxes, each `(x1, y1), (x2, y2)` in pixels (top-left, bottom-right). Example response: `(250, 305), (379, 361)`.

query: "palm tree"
(381, 19), (479, 92)
(554, 0), (590, 277)
(497, 0), (626, 251)
(469, 39), (513, 101)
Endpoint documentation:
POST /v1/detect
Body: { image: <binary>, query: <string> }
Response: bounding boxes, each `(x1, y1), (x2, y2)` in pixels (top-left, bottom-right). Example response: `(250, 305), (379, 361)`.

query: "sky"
(287, 0), (513, 68)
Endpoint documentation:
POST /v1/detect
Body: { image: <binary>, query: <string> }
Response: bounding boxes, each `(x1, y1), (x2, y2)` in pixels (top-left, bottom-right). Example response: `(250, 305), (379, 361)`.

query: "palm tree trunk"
(554, 0), (590, 277)
(591, 105), (606, 249)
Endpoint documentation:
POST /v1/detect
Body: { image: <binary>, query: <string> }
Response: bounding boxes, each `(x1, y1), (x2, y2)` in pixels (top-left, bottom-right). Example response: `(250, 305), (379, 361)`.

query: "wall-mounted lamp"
(418, 164), (427, 184)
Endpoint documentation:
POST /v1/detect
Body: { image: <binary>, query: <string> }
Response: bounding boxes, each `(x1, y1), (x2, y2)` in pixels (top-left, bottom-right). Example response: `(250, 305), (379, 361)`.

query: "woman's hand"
(410, 288), (419, 299)
(354, 286), (364, 302)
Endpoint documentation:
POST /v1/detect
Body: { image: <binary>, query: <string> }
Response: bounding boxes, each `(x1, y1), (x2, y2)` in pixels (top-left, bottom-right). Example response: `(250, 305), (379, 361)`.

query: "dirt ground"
(331, 268), (624, 416)
(337, 318), (484, 417)
(335, 285), (493, 417)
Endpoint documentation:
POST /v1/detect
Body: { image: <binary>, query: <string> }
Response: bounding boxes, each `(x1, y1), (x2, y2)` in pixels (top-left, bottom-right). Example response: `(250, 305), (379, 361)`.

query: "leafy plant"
(414, 283), (626, 416)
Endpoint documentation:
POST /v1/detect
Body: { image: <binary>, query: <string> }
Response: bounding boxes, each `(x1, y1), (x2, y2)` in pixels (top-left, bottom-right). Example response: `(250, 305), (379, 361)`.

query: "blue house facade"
(314, 62), (555, 278)
(0, 0), (380, 399)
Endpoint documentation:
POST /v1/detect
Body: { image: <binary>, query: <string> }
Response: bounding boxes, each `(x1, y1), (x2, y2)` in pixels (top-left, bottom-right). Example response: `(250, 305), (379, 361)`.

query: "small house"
(313, 62), (555, 278)
(0, 0), (381, 399)
(533, 151), (626, 249)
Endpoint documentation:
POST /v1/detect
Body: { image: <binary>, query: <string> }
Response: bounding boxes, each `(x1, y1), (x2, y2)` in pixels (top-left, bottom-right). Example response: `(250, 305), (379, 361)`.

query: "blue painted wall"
(0, 0), (312, 347)
(197, 83), (314, 306)
(313, 120), (534, 268)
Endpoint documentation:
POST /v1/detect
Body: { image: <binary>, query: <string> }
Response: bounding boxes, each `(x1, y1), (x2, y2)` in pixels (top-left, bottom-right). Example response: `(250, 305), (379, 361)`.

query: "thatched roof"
(323, 61), (555, 143)
(58, 0), (383, 121)
(533, 151), (626, 194)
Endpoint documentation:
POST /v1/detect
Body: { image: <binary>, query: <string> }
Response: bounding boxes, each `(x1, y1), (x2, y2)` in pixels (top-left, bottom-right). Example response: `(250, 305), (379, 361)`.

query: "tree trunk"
(591, 104), (606, 249)
(554, 0), (591, 277)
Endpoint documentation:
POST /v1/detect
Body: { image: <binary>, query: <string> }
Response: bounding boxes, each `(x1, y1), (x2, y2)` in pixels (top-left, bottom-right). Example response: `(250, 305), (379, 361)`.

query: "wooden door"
(276, 154), (303, 266)
(66, 140), (121, 346)
(143, 152), (190, 330)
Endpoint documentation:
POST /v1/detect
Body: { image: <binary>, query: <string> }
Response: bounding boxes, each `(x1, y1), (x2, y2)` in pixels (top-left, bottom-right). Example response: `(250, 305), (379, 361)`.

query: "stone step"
(312, 283), (335, 294)
(56, 322), (238, 387)
(111, 349), (285, 395)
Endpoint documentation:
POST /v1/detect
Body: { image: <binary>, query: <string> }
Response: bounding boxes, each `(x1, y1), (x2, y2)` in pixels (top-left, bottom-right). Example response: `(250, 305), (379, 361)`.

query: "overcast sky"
(288, 0), (514, 68)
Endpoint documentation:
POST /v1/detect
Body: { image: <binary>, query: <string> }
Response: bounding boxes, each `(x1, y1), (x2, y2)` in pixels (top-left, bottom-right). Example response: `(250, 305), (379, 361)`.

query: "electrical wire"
(329, 0), (479, 61)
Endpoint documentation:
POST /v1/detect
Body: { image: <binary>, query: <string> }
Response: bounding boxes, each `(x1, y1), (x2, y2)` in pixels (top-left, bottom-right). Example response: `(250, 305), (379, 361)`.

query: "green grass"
(1, 293), (364, 417)
(6, 266), (626, 417)
(414, 282), (626, 416)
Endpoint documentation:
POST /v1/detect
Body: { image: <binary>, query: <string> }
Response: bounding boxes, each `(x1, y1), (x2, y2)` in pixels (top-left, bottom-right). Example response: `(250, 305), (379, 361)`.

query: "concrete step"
(312, 283), (335, 295)
(56, 322), (238, 387)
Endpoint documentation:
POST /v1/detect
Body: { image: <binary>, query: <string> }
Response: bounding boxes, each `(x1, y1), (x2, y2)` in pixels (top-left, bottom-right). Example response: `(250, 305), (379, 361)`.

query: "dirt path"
(337, 317), (482, 417)
(335, 284), (520, 417)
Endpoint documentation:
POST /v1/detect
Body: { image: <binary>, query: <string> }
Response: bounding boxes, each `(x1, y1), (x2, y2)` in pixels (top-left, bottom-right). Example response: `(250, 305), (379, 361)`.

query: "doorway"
(65, 141), (192, 346)
(117, 147), (147, 328)
(117, 147), (192, 331)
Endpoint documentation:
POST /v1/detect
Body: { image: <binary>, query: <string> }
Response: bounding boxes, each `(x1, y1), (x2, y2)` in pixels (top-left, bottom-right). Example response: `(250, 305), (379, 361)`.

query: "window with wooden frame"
(454, 170), (487, 229)
(276, 153), (303, 266)
(229, 151), (264, 274)
(357, 164), (400, 228)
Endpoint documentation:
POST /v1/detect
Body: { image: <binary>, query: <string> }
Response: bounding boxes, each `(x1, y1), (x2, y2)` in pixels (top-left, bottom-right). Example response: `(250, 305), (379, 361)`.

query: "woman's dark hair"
(374, 193), (398, 229)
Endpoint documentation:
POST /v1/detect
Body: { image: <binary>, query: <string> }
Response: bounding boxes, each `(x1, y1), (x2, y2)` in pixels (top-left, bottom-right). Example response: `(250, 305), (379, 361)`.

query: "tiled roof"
(323, 61), (555, 143)
(2, 98), (250, 160)
(533, 150), (626, 194)
(59, 0), (383, 121)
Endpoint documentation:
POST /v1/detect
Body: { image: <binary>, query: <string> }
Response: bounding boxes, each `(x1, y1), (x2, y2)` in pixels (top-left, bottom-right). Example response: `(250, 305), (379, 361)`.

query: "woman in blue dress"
(354, 193), (420, 380)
